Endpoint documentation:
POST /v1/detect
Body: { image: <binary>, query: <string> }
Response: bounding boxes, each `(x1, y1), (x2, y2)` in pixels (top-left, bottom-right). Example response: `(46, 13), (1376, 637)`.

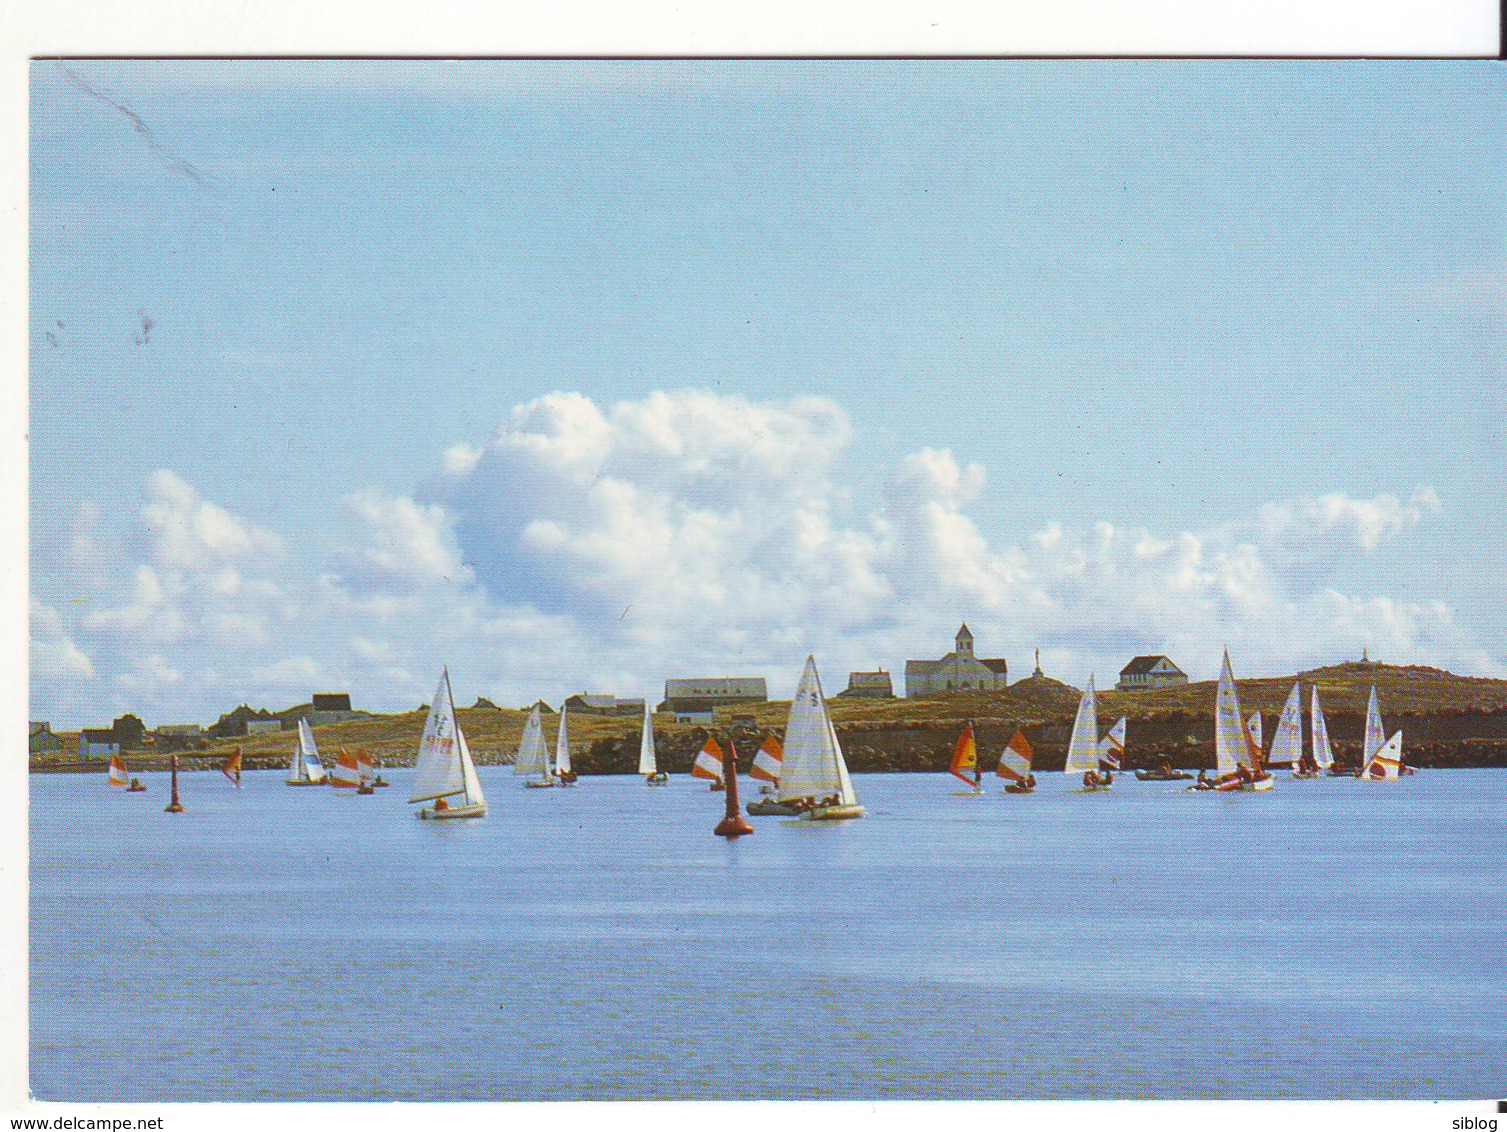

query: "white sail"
(409, 670), (466, 803)
(1311, 687), (1335, 769)
(296, 718), (326, 783)
(555, 705), (572, 775)
(1362, 687), (1385, 769)
(1062, 676), (1100, 774)
(1213, 651), (1248, 778)
(1364, 730), (1405, 780)
(638, 705), (658, 776)
(513, 705), (552, 783)
(777, 656), (857, 804)
(457, 726), (486, 806)
(1268, 683), (1303, 766)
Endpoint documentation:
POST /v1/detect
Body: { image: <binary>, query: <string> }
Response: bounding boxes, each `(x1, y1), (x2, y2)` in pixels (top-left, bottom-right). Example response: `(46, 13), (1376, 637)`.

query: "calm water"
(30, 768), (1507, 1101)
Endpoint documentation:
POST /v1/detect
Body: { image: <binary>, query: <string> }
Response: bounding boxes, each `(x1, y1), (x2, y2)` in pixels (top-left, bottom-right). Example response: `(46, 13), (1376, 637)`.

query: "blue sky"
(29, 60), (1507, 728)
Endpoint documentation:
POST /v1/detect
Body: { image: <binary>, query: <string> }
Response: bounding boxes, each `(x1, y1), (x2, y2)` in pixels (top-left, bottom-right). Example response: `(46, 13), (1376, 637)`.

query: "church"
(904, 624), (1010, 698)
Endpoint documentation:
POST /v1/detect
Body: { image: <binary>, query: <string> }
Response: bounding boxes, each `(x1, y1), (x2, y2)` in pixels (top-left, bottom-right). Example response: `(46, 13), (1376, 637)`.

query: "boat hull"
(523, 779), (556, 789)
(284, 779), (325, 786)
(1002, 783), (1035, 794)
(645, 774), (668, 787)
(804, 803), (865, 821)
(746, 798), (804, 816)
(417, 802), (486, 820)
(1135, 769), (1194, 782)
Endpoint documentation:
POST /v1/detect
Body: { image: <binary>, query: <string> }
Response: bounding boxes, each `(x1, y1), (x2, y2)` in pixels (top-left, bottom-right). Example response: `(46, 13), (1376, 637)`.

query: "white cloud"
(30, 599), (95, 680)
(138, 469), (283, 570)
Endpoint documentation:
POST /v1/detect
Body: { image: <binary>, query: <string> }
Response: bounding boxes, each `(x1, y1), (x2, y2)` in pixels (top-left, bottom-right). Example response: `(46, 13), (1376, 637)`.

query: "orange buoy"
(714, 738), (754, 839)
(164, 753), (185, 813)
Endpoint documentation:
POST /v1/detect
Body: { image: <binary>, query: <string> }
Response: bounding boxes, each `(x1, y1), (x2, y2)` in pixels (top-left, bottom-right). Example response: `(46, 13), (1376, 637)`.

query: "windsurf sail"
(949, 724), (979, 786)
(355, 748), (373, 786)
(221, 747), (242, 786)
(691, 736), (724, 783)
(331, 748), (361, 788)
(750, 731), (783, 785)
(997, 730), (1034, 783)
(1099, 717), (1127, 771)
(107, 753), (130, 787)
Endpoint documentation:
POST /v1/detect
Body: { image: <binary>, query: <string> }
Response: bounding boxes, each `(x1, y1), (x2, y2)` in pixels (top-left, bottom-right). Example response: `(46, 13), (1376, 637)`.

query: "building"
(111, 713), (146, 751)
(1116, 655), (1189, 691)
(298, 693), (359, 727)
(836, 669), (895, 699)
(29, 722), (61, 756)
(155, 723), (207, 753)
(904, 624), (1010, 698)
(78, 728), (120, 760)
(661, 677), (768, 723)
(245, 718), (283, 736)
(562, 693), (646, 717)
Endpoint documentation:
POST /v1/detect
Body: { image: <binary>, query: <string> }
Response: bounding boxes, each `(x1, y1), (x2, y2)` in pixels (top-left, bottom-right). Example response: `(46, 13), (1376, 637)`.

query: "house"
(836, 670), (895, 699)
(904, 624), (1009, 697)
(111, 713), (146, 751)
(1116, 655), (1189, 691)
(155, 723), (207, 753)
(245, 718), (283, 736)
(29, 722), (61, 756)
(298, 692), (358, 727)
(562, 693), (647, 718)
(78, 728), (120, 760)
(661, 677), (768, 723)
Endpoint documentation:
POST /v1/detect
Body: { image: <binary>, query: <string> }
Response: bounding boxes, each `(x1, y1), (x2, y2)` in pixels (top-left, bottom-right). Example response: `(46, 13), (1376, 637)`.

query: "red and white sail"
(949, 724), (979, 787)
(107, 753), (130, 787)
(997, 730), (1034, 784)
(1363, 730), (1406, 780)
(749, 731), (783, 785)
(221, 747), (242, 786)
(331, 748), (361, 788)
(1098, 717), (1127, 770)
(691, 736), (725, 783)
(355, 748), (374, 786)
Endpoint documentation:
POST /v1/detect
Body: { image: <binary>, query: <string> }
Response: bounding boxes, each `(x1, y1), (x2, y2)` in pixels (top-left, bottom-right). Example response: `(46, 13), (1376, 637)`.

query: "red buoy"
(714, 738), (754, 838)
(164, 753), (185, 813)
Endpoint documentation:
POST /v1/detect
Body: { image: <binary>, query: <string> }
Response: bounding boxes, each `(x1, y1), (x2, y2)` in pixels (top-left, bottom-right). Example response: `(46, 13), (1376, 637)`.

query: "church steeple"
(955, 623), (974, 657)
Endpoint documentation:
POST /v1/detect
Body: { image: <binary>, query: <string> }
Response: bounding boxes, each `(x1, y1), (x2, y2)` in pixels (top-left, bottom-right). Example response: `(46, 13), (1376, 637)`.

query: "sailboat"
(1198, 650), (1273, 792)
(1246, 712), (1264, 765)
(1361, 730), (1410, 780)
(639, 704), (667, 785)
(1307, 687), (1336, 777)
(778, 656), (864, 821)
(1064, 676), (1112, 790)
(997, 730), (1036, 794)
(1342, 686), (1385, 779)
(948, 723), (982, 793)
(285, 719), (328, 786)
(513, 705), (555, 788)
(554, 705), (578, 785)
(750, 731), (783, 795)
(330, 748), (361, 789)
(409, 667), (487, 820)
(1098, 717), (1127, 773)
(691, 736), (726, 791)
(221, 747), (242, 788)
(1268, 684), (1304, 774)
(355, 748), (376, 795)
(107, 752), (131, 788)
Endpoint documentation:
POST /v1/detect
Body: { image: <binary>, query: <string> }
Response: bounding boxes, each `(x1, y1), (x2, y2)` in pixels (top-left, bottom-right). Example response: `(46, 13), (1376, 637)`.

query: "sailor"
(973, 763), (983, 790)
(434, 795), (449, 812)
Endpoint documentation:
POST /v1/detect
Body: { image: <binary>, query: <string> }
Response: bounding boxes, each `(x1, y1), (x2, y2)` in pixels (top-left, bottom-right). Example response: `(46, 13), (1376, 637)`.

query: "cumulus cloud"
(31, 600), (95, 680)
(138, 469), (283, 569)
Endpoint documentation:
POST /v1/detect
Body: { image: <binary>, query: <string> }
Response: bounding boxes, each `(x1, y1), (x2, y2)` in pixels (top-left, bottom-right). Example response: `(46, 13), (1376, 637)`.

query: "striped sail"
(107, 753), (130, 787)
(749, 731), (783, 784)
(691, 736), (724, 782)
(1099, 717), (1127, 770)
(1062, 676), (1100, 774)
(410, 670), (467, 802)
(331, 748), (361, 788)
(777, 656), (857, 805)
(1246, 712), (1264, 765)
(1268, 683), (1303, 767)
(355, 748), (373, 785)
(1362, 687), (1385, 770)
(555, 705), (572, 776)
(997, 730), (1033, 782)
(949, 725), (979, 786)
(512, 705), (552, 783)
(638, 705), (658, 776)
(1364, 730), (1405, 780)
(221, 747), (242, 785)
(1310, 688), (1335, 769)
(1213, 651), (1249, 778)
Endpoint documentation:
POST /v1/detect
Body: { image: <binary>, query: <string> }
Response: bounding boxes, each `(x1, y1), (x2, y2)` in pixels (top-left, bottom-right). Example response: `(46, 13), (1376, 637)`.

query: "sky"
(28, 59), (1507, 729)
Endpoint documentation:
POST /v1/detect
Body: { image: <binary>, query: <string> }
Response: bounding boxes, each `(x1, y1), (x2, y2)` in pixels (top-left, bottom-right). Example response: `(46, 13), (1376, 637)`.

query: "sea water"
(29, 768), (1507, 1101)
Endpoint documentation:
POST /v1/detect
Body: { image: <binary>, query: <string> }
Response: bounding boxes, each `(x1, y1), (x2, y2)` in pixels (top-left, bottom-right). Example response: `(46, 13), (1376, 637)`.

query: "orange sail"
(331, 747), (361, 788)
(221, 747), (242, 786)
(949, 724), (979, 787)
(690, 736), (724, 783)
(355, 747), (374, 786)
(997, 730), (1034, 783)
(749, 732), (783, 784)
(107, 753), (130, 787)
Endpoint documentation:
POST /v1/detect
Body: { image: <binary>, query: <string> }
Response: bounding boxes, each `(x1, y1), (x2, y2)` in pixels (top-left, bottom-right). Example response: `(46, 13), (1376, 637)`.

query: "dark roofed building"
(661, 677), (768, 722)
(312, 693), (352, 713)
(563, 693), (646, 717)
(1116, 655), (1188, 691)
(836, 670), (896, 699)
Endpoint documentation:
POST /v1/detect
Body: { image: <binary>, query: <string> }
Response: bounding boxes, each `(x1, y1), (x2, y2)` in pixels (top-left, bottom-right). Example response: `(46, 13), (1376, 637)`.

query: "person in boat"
(1026, 773), (1037, 789)
(434, 796), (449, 812)
(1082, 770), (1096, 789)
(973, 764), (983, 790)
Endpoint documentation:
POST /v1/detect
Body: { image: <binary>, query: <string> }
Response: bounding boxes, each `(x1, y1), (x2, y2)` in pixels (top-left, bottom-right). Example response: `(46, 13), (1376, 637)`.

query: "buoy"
(714, 739), (754, 838)
(164, 753), (185, 813)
